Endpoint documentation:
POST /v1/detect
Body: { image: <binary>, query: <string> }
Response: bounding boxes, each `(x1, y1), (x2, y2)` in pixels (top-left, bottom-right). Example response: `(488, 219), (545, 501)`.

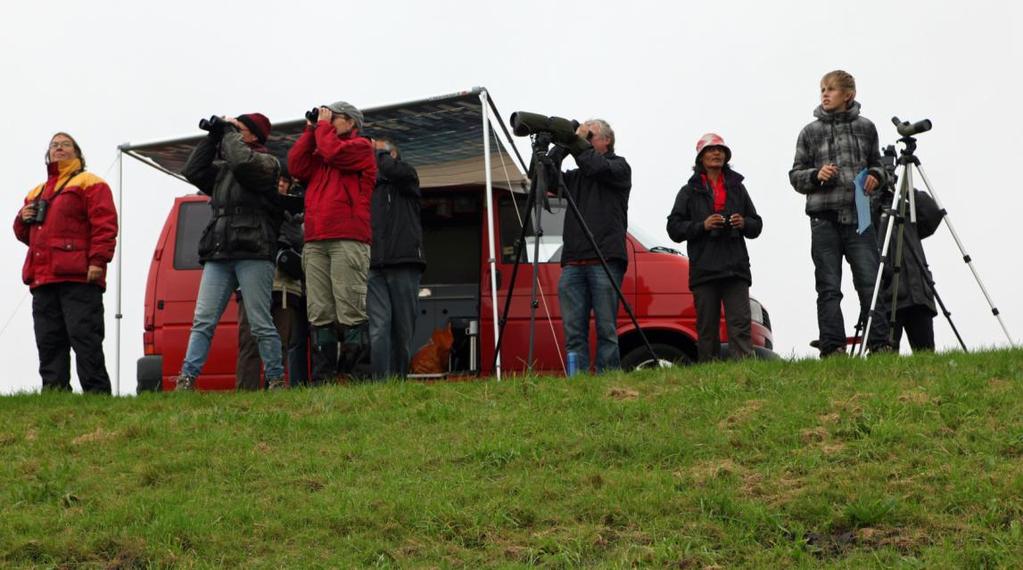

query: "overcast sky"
(2, 0), (1020, 395)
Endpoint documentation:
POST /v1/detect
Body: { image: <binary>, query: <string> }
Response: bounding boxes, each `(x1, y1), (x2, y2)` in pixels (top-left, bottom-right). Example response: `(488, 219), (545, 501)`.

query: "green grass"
(2, 349), (1022, 568)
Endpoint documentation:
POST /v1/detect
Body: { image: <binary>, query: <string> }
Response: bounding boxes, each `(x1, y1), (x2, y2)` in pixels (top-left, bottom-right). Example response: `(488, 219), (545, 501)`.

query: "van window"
(499, 194), (565, 263)
(173, 201), (211, 270)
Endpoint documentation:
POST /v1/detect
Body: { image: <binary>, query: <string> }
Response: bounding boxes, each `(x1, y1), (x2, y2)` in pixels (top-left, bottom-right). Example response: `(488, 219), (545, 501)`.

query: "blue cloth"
(181, 259), (283, 379)
(854, 169), (872, 235)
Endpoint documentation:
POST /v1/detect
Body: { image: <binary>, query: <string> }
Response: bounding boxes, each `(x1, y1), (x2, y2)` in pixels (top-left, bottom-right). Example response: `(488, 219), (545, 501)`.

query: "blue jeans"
(367, 266), (422, 380)
(558, 260), (626, 373)
(181, 259), (283, 379)
(810, 218), (889, 353)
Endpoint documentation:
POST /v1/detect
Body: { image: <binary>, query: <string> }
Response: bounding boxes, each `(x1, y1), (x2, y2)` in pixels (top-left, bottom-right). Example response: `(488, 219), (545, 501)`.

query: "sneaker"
(820, 346), (847, 359)
(174, 374), (197, 392)
(266, 377), (287, 390)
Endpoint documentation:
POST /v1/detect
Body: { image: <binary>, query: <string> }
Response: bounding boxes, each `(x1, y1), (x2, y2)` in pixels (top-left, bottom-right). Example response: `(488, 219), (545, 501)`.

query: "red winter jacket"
(13, 159), (119, 290)
(287, 123), (377, 243)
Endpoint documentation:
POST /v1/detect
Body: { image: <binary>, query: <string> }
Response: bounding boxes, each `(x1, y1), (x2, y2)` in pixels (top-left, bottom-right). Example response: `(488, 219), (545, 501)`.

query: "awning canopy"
(120, 87), (528, 190)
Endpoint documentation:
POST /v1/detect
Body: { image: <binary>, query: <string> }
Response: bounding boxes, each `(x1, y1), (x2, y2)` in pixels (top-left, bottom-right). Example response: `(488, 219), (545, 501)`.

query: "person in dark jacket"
(236, 170), (308, 388)
(287, 101), (377, 383)
(14, 132), (118, 393)
(789, 70), (891, 357)
(367, 138), (424, 380)
(667, 133), (762, 362)
(548, 119), (631, 373)
(173, 113), (284, 391)
(876, 188), (942, 352)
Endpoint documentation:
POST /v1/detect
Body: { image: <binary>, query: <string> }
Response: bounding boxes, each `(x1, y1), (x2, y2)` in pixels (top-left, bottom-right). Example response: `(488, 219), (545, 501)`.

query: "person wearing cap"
(667, 134), (762, 363)
(287, 101), (377, 382)
(14, 132), (118, 393)
(789, 70), (891, 357)
(547, 119), (631, 374)
(174, 113), (285, 391)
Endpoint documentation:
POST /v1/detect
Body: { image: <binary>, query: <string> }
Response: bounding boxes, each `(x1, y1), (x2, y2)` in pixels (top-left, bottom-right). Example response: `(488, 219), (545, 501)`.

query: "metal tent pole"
(480, 89), (502, 380)
(114, 149), (125, 395)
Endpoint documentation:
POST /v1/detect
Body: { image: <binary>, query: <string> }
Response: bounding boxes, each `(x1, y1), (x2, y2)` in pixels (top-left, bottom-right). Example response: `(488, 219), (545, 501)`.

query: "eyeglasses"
(49, 141), (75, 149)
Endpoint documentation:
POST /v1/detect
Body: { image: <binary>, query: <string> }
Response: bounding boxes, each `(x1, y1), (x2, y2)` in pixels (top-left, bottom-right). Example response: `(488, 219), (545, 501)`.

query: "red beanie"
(237, 113), (271, 144)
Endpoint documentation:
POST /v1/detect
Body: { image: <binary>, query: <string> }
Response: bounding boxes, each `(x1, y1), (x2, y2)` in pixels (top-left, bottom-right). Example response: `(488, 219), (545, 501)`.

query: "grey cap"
(325, 101), (364, 129)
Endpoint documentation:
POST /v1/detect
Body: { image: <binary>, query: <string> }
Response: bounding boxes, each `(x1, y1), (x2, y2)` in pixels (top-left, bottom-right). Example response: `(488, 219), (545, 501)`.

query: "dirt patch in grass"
(685, 459), (747, 486)
(72, 427), (116, 445)
(987, 378), (1013, 393)
(718, 400), (764, 429)
(897, 390), (933, 405)
(607, 387), (639, 401)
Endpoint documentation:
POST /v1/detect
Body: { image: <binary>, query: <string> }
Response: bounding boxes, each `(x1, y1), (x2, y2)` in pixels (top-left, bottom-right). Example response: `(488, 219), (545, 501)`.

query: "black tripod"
(858, 119), (1015, 355)
(491, 133), (659, 373)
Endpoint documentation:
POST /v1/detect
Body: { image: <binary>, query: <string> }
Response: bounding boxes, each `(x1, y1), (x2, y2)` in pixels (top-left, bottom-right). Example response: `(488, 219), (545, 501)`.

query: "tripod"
(858, 123), (1015, 356)
(491, 134), (659, 373)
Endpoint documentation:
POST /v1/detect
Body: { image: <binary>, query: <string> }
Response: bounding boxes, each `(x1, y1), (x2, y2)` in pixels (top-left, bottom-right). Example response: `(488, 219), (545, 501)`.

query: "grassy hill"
(2, 349), (1022, 568)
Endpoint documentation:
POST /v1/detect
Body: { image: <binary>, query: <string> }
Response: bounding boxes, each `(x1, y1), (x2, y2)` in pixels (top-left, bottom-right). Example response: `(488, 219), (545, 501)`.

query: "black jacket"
(877, 189), (941, 315)
(550, 143), (631, 266)
(666, 168), (763, 287)
(370, 151), (425, 269)
(182, 128), (282, 263)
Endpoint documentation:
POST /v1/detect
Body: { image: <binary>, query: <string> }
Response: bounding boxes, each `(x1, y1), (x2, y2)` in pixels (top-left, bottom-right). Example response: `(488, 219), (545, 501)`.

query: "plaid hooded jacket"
(789, 101), (887, 224)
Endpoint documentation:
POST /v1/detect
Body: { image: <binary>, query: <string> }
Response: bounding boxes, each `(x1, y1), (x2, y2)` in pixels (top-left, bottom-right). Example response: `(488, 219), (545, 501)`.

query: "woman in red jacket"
(14, 133), (118, 394)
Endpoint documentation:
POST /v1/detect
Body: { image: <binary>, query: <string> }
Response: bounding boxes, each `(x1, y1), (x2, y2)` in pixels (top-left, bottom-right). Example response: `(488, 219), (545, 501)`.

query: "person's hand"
(20, 203), (37, 222)
(86, 265), (103, 283)
(864, 174), (880, 194)
(317, 107), (333, 124)
(817, 163), (839, 183)
(575, 124), (590, 139)
(729, 213), (745, 230)
(224, 117), (243, 130)
(703, 214), (725, 231)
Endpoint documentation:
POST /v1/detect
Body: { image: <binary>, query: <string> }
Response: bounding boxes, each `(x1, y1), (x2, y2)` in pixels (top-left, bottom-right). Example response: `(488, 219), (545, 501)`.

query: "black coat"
(182, 128), (282, 263)
(370, 151), (425, 270)
(877, 189), (941, 315)
(550, 144), (632, 266)
(666, 169), (762, 287)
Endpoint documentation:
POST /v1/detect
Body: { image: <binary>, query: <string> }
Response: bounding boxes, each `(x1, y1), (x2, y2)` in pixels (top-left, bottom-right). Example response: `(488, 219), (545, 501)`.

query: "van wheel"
(621, 343), (692, 371)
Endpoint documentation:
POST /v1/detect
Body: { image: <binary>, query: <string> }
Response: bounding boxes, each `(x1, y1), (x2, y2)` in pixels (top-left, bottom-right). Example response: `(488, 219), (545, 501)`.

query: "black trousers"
(692, 278), (753, 363)
(31, 282), (111, 394)
(891, 305), (935, 352)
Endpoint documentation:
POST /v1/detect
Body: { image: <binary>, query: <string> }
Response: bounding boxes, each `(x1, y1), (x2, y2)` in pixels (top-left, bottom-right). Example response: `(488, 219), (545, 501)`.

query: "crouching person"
(368, 138), (425, 380)
(174, 113), (285, 391)
(667, 134), (762, 363)
(15, 132), (118, 393)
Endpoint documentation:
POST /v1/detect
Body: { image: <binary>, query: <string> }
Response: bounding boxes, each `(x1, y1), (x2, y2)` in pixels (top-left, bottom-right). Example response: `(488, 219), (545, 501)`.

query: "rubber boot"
(310, 324), (339, 385)
(339, 321), (372, 380)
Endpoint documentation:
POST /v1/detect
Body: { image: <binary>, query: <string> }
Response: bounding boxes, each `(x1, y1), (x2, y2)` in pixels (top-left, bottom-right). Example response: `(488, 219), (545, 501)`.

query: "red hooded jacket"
(287, 123), (377, 243)
(14, 158), (119, 290)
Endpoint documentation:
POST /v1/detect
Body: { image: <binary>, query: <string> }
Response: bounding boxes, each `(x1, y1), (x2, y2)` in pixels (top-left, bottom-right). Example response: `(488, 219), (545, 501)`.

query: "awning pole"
(114, 148), (125, 395)
(480, 89), (501, 381)
(115, 149), (125, 392)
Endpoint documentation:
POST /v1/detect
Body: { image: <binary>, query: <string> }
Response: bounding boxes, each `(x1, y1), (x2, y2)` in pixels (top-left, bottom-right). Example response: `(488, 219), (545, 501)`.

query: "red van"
(128, 89), (775, 392)
(136, 187), (775, 392)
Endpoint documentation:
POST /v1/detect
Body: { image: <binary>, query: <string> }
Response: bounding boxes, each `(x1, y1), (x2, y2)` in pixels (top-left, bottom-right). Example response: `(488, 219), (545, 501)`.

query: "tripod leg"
(559, 186), (661, 369)
(491, 172), (540, 373)
(914, 164), (1016, 347)
(859, 169), (907, 357)
(901, 236), (968, 352)
(526, 163), (547, 371)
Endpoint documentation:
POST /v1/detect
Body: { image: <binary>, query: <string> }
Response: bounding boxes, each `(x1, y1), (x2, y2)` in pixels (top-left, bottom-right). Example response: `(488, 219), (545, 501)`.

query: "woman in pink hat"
(666, 133), (763, 363)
